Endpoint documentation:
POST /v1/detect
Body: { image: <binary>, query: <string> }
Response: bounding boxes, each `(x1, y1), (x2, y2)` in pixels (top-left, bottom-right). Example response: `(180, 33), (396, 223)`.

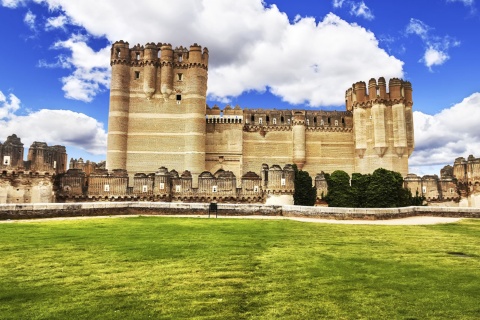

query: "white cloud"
(350, 2), (374, 20)
(406, 18), (459, 70)
(1, 0), (26, 8)
(406, 18), (430, 39)
(332, 0), (346, 8)
(0, 90), (107, 154)
(9, 0), (400, 106)
(410, 92), (480, 174)
(23, 10), (36, 30)
(45, 34), (111, 102)
(423, 47), (449, 69)
(45, 15), (68, 30)
(332, 0), (374, 20)
(0, 91), (21, 119)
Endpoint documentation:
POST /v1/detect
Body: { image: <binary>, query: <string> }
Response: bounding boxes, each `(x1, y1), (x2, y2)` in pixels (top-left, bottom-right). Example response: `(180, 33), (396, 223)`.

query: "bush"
(324, 168), (422, 208)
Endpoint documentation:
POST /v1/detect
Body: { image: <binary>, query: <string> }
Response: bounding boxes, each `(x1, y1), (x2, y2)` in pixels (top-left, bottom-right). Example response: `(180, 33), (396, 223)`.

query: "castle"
(106, 41), (414, 185)
(0, 134), (67, 203)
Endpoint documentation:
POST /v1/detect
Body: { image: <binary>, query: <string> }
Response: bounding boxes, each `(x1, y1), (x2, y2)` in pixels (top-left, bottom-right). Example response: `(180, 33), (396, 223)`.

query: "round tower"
(106, 41), (130, 171)
(292, 111), (306, 169)
(182, 43), (209, 185)
(160, 43), (173, 100)
(390, 78), (407, 157)
(143, 43), (158, 99)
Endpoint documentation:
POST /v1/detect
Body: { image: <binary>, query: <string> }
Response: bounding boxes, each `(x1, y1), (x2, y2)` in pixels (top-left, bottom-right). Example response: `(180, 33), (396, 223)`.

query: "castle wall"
(0, 171), (54, 204)
(205, 117), (243, 181)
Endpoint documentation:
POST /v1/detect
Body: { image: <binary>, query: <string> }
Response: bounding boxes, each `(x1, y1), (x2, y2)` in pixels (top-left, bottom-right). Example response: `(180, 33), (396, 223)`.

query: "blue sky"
(0, 0), (479, 175)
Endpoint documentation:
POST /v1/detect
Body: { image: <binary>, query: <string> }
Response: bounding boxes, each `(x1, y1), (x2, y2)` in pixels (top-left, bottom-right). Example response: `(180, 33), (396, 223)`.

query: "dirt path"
(0, 214), (463, 225)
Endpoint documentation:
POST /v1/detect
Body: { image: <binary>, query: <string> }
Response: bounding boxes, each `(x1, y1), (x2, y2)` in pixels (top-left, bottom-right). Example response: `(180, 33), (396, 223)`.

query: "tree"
(324, 170), (355, 207)
(351, 173), (371, 208)
(325, 168), (422, 208)
(364, 168), (412, 208)
(293, 164), (317, 206)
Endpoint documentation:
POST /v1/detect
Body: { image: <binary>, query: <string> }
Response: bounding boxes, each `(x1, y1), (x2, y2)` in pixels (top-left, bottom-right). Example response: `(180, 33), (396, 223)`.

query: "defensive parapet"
(0, 170), (54, 203)
(346, 77), (414, 176)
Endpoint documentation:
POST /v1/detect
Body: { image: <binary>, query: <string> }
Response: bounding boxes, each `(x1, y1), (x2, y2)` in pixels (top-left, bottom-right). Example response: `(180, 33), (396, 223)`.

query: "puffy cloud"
(406, 18), (459, 70)
(47, 34), (111, 102)
(423, 47), (449, 68)
(0, 91), (21, 119)
(0, 90), (107, 155)
(409, 92), (480, 174)
(23, 10), (36, 30)
(10, 0), (400, 106)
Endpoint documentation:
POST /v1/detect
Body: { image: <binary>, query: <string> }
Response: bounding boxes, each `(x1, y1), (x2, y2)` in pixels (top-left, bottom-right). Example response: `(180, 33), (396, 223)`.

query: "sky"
(0, 0), (479, 176)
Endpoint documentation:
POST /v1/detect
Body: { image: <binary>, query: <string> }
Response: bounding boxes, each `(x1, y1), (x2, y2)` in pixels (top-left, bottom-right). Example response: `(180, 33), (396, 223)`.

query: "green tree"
(351, 173), (371, 208)
(325, 170), (355, 207)
(365, 168), (407, 207)
(293, 165), (317, 206)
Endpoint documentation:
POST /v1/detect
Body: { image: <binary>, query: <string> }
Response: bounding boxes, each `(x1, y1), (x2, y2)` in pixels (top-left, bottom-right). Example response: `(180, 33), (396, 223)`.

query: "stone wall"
(1, 202), (479, 221)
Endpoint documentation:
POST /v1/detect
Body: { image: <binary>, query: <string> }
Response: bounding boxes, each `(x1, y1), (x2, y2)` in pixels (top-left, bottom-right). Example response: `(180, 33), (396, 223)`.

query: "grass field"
(0, 216), (479, 320)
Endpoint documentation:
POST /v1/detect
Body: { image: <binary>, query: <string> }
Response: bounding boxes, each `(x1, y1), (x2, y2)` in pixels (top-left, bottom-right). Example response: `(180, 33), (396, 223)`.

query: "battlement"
(345, 77), (413, 111)
(110, 40), (209, 67)
(0, 169), (54, 178)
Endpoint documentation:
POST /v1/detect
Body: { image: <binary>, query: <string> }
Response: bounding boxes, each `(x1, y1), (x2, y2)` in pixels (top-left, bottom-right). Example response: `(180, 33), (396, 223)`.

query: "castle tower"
(1, 134), (24, 168)
(106, 41), (209, 185)
(292, 111), (306, 169)
(107, 40), (130, 171)
(346, 77), (414, 176)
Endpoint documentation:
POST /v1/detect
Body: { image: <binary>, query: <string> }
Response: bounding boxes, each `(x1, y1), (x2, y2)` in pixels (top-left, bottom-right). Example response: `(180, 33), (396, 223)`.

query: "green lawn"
(0, 216), (479, 320)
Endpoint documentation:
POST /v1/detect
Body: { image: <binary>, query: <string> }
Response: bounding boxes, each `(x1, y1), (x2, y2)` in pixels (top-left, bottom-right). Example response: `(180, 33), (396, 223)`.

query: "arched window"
(266, 115), (270, 122)
(335, 120), (339, 126)
(281, 116), (284, 123)
(273, 118), (277, 125)
(251, 115), (255, 122)
(259, 118), (263, 124)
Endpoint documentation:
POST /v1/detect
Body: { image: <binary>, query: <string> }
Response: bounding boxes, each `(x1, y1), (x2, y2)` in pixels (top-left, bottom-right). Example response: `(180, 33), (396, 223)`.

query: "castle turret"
(160, 43), (173, 100)
(292, 111), (306, 169)
(390, 79), (407, 157)
(106, 40), (130, 170)
(348, 77), (414, 176)
(143, 43), (158, 99)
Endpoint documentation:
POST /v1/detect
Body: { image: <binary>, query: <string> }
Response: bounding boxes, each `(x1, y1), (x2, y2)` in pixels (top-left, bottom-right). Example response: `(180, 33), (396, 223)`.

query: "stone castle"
(9, 40), (480, 206)
(106, 41), (414, 185)
(0, 134), (67, 203)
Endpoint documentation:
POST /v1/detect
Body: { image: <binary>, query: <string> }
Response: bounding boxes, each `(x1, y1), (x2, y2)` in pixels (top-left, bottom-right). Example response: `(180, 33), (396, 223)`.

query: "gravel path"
(0, 215), (463, 225)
